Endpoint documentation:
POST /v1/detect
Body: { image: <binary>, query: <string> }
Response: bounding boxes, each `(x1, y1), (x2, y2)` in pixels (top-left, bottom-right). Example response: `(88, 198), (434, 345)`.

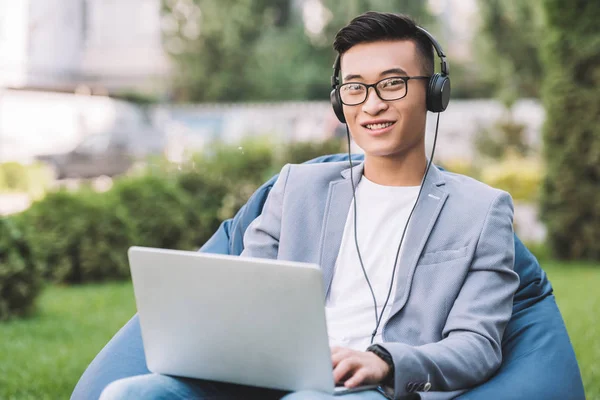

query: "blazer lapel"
(389, 165), (448, 318)
(318, 162), (363, 298)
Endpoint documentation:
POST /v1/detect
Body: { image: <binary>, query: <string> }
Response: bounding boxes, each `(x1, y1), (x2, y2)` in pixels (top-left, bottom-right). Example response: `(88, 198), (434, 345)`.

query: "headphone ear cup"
(330, 88), (346, 123)
(426, 73), (451, 113)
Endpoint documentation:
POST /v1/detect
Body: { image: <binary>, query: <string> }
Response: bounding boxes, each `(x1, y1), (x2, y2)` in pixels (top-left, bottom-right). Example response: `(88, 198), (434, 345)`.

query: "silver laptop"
(128, 246), (379, 395)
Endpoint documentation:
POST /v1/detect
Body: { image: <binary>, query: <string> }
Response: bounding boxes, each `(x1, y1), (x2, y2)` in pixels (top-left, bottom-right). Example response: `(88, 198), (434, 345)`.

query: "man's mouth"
(364, 122), (394, 130)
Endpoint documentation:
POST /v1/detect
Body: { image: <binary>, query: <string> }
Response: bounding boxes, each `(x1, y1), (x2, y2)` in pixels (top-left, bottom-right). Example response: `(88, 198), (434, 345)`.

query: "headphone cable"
(346, 112), (441, 344)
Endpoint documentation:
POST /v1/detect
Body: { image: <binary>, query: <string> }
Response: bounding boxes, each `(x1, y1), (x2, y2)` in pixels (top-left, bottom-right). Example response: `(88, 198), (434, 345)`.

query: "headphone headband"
(330, 23), (451, 117)
(415, 26), (449, 76)
(331, 25), (449, 88)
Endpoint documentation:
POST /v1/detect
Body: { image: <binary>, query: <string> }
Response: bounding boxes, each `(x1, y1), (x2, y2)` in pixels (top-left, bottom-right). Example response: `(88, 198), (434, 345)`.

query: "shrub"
(194, 137), (277, 187)
(480, 156), (543, 203)
(191, 137), (277, 218)
(438, 158), (480, 180)
(17, 190), (133, 283)
(475, 116), (531, 161)
(280, 138), (346, 166)
(0, 217), (44, 320)
(111, 175), (197, 250)
(5, 136), (373, 287)
(539, 0), (600, 260)
(0, 162), (53, 198)
(176, 169), (230, 247)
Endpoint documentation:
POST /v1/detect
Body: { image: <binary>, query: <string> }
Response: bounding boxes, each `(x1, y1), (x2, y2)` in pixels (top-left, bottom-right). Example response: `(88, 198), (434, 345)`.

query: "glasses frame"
(338, 76), (430, 106)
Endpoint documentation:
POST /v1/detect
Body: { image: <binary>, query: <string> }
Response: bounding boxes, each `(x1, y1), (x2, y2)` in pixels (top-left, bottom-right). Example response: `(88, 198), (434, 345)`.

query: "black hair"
(333, 11), (434, 76)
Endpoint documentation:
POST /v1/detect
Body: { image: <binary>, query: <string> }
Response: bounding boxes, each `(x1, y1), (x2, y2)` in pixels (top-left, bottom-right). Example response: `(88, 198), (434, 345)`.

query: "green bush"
(176, 169), (230, 247)
(17, 190), (132, 283)
(280, 138), (345, 165)
(0, 162), (53, 198)
(438, 158), (481, 180)
(480, 156), (543, 203)
(0, 217), (44, 320)
(540, 0), (600, 260)
(111, 175), (197, 250)
(4, 137), (360, 288)
(191, 137), (277, 219)
(475, 118), (531, 161)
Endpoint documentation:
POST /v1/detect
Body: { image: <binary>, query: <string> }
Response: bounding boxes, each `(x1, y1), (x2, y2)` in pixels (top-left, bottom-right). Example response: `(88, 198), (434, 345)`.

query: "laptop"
(128, 246), (380, 396)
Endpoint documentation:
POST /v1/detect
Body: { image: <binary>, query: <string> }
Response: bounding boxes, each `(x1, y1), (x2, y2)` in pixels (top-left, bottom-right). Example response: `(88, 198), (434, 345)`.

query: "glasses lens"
(339, 83), (367, 105)
(339, 78), (408, 105)
(377, 77), (407, 101)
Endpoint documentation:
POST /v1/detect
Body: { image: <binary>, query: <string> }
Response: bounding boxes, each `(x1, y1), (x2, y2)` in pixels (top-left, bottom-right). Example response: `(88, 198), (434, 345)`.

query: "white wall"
(26, 0), (85, 87)
(0, 0), (30, 87)
(0, 0), (169, 92)
(81, 0), (170, 88)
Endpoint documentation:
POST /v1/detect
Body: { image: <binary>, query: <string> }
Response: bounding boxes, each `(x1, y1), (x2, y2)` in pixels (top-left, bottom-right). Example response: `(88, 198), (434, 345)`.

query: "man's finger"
(333, 358), (358, 383)
(344, 368), (369, 388)
(331, 350), (349, 367)
(331, 347), (353, 367)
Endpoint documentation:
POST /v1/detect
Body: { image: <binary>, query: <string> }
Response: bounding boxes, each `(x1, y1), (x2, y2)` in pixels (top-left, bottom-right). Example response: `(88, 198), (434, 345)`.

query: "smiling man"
(100, 11), (519, 400)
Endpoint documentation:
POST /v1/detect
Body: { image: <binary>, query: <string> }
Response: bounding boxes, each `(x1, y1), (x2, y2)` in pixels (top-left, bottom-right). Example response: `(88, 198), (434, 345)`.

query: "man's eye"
(344, 84), (365, 92)
(381, 79), (405, 89)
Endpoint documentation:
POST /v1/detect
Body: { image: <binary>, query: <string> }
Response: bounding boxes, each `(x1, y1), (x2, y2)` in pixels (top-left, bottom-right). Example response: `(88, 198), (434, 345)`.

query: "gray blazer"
(241, 161), (519, 400)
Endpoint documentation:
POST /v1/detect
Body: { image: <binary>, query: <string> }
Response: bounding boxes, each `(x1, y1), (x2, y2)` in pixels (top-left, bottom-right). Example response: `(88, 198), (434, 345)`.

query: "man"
(100, 12), (519, 400)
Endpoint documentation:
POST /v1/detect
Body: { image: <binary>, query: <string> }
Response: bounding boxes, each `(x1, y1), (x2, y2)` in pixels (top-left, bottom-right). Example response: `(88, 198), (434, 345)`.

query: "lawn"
(0, 262), (598, 400)
(0, 282), (136, 400)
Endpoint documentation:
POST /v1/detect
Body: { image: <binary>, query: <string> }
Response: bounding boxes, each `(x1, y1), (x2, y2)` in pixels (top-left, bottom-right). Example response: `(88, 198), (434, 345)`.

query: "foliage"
(162, 0), (291, 102)
(475, 0), (545, 103)
(16, 190), (133, 284)
(539, 0), (600, 260)
(0, 217), (44, 321)
(474, 116), (531, 160)
(162, 0), (434, 102)
(480, 156), (543, 203)
(2, 138), (357, 291)
(187, 137), (277, 218)
(0, 162), (53, 198)
(111, 175), (196, 251)
(280, 138), (345, 165)
(438, 158), (480, 179)
(175, 168), (231, 247)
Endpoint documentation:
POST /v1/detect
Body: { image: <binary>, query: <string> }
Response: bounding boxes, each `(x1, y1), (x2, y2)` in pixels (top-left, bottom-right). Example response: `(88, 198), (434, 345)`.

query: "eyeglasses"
(338, 76), (430, 106)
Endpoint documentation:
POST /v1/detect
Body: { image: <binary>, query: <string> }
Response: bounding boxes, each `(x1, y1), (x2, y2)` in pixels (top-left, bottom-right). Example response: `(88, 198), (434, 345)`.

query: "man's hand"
(331, 346), (390, 388)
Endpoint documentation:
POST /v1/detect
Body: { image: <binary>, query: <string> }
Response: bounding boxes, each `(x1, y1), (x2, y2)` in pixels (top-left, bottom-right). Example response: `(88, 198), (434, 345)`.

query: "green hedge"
(0, 217), (44, 320)
(4, 138), (345, 291)
(0, 162), (53, 198)
(14, 190), (133, 284)
(539, 0), (600, 260)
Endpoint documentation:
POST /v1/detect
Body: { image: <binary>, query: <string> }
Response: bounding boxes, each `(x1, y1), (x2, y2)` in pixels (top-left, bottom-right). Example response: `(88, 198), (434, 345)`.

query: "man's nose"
(362, 87), (388, 115)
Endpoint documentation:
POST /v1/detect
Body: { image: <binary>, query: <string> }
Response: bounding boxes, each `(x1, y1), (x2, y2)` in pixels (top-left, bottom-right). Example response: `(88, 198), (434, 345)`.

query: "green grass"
(0, 263), (598, 400)
(544, 262), (600, 400)
(0, 282), (136, 400)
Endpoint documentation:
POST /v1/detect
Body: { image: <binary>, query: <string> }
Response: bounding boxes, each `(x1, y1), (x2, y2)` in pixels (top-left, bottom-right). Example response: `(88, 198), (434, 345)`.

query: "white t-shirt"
(325, 175), (420, 351)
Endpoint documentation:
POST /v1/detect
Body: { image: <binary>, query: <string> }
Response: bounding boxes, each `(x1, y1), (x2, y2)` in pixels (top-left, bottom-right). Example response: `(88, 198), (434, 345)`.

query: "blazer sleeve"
(379, 192), (520, 399)
(240, 164), (291, 259)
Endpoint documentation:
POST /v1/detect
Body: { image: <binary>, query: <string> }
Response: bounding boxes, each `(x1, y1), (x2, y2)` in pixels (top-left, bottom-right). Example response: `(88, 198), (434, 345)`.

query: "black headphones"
(329, 25), (451, 123)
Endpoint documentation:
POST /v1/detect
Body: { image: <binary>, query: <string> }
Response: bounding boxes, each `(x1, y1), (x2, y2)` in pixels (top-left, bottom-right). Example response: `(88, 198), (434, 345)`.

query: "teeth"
(366, 122), (393, 130)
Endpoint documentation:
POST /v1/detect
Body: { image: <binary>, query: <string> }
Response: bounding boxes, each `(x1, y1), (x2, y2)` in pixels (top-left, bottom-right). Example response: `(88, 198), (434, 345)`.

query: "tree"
(475, 0), (545, 104)
(161, 0), (291, 102)
(162, 0), (434, 102)
(539, 0), (600, 260)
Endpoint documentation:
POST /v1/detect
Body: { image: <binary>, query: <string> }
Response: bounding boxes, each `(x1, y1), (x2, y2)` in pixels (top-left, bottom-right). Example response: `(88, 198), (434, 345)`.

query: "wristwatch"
(366, 344), (395, 387)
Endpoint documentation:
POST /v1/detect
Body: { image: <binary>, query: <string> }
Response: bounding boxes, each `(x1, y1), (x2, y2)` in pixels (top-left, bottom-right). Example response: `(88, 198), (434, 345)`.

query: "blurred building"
(0, 0), (170, 94)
